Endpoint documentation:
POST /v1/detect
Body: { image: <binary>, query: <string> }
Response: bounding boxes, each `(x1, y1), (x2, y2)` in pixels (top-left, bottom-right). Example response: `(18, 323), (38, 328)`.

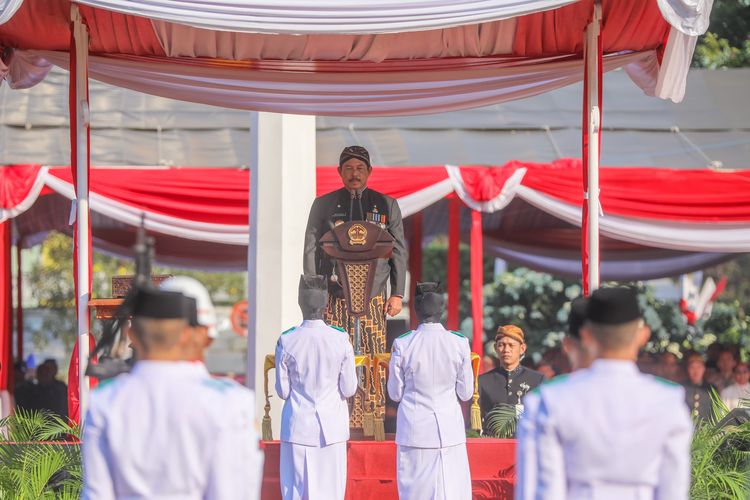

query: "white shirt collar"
(417, 322), (445, 331)
(301, 319), (327, 328)
(132, 360), (209, 377)
(590, 359), (639, 375)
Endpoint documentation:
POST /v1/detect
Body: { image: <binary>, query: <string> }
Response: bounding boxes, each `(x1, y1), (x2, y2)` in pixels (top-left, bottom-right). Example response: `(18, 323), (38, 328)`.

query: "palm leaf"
(484, 404), (519, 438)
(689, 395), (750, 499)
(0, 410), (82, 499)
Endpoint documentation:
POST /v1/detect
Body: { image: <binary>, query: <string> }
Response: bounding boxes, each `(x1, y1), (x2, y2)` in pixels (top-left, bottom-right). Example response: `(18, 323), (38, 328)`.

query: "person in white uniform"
(160, 275), (218, 363)
(82, 286), (263, 500)
(515, 295), (589, 500)
(516, 287), (692, 500)
(275, 275), (358, 500)
(388, 282), (474, 500)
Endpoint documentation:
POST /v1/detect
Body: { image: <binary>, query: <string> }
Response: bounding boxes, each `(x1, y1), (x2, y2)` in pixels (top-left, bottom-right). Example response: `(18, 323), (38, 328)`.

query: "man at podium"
(303, 145), (408, 428)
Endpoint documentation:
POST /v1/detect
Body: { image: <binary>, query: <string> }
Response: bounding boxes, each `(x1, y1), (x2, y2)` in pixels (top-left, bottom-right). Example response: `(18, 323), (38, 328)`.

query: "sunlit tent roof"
(1, 67), (747, 169)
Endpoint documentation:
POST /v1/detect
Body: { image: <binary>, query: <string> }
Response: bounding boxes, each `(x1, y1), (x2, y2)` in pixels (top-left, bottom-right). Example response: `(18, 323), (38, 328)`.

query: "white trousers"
(280, 441), (347, 500)
(397, 443), (471, 500)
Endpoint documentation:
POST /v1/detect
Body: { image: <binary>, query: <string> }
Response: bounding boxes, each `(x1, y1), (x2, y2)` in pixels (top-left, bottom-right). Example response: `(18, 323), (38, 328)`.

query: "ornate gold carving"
(345, 263), (369, 313)
(348, 223), (367, 246)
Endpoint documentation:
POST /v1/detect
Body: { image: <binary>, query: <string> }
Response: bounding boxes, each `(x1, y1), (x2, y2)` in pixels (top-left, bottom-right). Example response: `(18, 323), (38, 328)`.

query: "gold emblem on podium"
(348, 223), (368, 246)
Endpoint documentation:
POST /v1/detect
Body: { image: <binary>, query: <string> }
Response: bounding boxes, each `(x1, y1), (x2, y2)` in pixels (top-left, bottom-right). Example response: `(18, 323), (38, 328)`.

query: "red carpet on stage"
(260, 438), (516, 499)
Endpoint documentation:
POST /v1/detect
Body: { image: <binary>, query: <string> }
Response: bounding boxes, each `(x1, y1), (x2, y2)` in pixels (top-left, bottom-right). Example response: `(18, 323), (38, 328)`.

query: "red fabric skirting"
(259, 438), (516, 500)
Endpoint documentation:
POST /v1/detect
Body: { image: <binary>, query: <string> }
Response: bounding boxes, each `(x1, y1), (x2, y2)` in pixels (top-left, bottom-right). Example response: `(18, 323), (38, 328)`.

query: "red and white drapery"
(0, 0), (717, 407)
(1, 1), (712, 108)
(6, 162), (749, 251)
(3, 161), (749, 386)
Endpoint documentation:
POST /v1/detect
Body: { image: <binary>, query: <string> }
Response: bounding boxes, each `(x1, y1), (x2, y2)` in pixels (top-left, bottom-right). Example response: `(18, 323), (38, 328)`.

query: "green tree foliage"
(26, 232), (246, 351)
(423, 245), (748, 360)
(694, 32), (750, 68)
(421, 237), (494, 291)
(694, 0), (750, 68)
(481, 268), (581, 356)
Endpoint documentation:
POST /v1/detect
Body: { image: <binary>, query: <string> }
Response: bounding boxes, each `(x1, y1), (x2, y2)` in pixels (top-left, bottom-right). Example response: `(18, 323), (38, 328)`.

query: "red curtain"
(447, 196), (461, 331)
(0, 222), (13, 393)
(470, 210), (484, 362)
(408, 212), (423, 329)
(67, 335), (97, 425)
(15, 244), (22, 362)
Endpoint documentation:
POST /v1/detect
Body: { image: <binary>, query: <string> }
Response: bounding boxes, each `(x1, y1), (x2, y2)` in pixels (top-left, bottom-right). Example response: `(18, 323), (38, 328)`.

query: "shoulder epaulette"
(281, 326), (296, 335)
(541, 373), (570, 386)
(201, 377), (235, 393)
(397, 330), (414, 339)
(653, 376), (679, 387)
(92, 377), (119, 392)
(330, 325), (346, 333)
(449, 330), (468, 339)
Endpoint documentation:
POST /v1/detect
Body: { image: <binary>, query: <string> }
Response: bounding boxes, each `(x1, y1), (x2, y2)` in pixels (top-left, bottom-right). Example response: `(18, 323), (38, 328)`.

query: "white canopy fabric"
(66, 0), (713, 36)
(73, 0), (576, 34)
(0, 0), (21, 25)
(35, 49), (651, 116)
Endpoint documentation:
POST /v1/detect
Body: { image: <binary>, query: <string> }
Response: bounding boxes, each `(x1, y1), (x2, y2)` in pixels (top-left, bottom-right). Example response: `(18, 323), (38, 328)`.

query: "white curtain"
(0, 50), (53, 89)
(516, 186), (750, 253)
(656, 0), (714, 36)
(36, 50), (649, 116)
(0, 0), (22, 25)
(483, 236), (733, 280)
(43, 173), (250, 245)
(75, 0), (576, 34)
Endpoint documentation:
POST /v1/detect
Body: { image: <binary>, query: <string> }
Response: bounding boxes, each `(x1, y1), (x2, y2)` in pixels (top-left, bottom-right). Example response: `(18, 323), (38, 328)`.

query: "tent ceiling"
(1, 67), (748, 169)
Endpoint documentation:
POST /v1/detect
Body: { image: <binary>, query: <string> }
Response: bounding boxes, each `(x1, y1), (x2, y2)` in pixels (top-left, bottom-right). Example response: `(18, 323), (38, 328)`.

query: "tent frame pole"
(585, 2), (602, 292)
(247, 112), (259, 390)
(72, 5), (91, 421)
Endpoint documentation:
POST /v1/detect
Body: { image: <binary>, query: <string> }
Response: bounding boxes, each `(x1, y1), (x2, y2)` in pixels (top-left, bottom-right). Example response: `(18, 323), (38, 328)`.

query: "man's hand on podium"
(385, 296), (403, 317)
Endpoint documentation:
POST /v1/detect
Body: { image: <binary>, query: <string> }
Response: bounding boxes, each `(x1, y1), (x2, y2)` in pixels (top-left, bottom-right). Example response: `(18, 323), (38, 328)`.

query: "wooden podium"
(88, 275), (172, 319)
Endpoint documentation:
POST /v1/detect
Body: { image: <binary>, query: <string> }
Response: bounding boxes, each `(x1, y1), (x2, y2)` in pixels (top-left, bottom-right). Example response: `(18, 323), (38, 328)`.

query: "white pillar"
(247, 112), (316, 438)
(72, 5), (91, 421)
(585, 3), (602, 292)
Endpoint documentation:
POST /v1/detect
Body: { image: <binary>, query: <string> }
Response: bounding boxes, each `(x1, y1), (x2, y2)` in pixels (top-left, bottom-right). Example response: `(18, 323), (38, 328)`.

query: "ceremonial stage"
(259, 438), (516, 499)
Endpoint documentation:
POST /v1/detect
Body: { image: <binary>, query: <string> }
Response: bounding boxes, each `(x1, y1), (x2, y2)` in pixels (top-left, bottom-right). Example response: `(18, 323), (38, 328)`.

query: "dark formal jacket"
(683, 381), (716, 421)
(478, 365), (545, 421)
(303, 187), (407, 298)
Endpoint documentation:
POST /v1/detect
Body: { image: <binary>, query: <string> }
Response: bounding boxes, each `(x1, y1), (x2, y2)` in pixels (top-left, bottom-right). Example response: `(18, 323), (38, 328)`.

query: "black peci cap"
(568, 297), (588, 338)
(414, 282), (444, 322)
(298, 274), (328, 312)
(131, 287), (194, 321)
(416, 282), (442, 296)
(339, 145), (371, 169)
(586, 287), (641, 325)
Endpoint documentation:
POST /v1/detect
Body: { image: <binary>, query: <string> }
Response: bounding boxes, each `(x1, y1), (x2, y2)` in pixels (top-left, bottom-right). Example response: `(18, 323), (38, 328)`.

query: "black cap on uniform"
(339, 145), (371, 169)
(299, 275), (328, 319)
(586, 287), (641, 325)
(415, 282), (444, 323)
(568, 297), (588, 338)
(131, 287), (194, 321)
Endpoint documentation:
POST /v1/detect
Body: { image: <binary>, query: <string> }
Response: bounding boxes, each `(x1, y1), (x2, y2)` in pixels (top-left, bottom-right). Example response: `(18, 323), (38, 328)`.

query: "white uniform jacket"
(516, 359), (692, 500)
(275, 319), (357, 447)
(82, 361), (262, 500)
(387, 322), (474, 448)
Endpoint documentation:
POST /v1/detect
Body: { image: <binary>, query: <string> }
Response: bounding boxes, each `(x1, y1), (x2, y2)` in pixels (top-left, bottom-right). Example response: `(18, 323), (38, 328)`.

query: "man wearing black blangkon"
(303, 145), (408, 429)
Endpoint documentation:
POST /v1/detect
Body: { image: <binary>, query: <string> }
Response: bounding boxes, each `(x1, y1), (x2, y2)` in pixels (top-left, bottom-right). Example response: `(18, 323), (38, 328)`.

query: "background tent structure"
(4, 161), (749, 357)
(0, 0), (716, 422)
(1, 66), (748, 170)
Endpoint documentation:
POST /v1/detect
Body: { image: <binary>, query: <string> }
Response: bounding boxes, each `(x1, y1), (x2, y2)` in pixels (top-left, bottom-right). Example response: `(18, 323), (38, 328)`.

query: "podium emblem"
(348, 223), (368, 246)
